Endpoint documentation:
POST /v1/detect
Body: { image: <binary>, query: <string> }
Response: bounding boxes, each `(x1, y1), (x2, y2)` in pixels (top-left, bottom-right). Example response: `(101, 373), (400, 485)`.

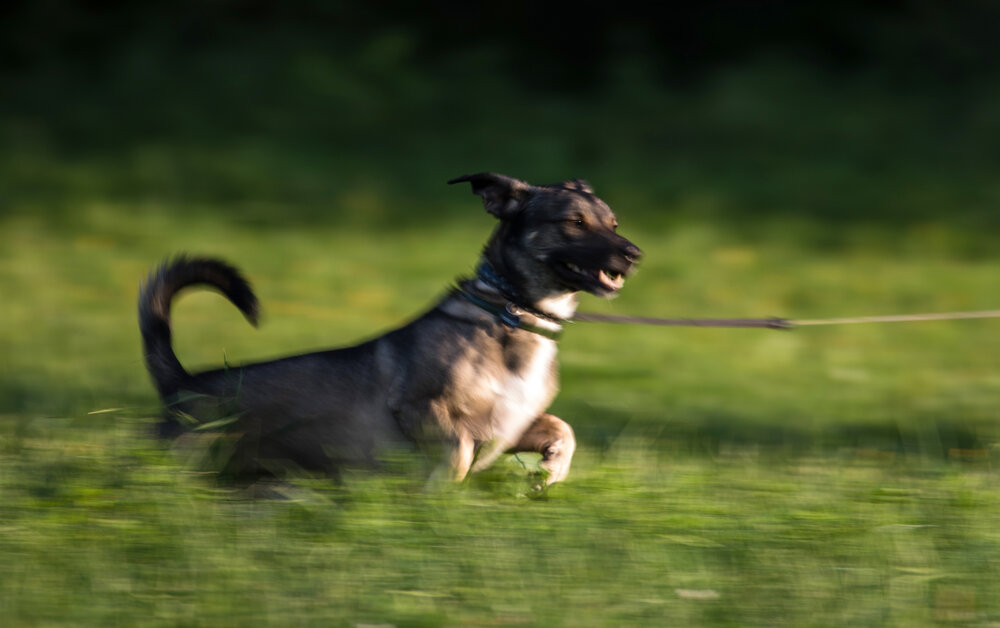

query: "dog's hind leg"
(508, 413), (577, 485)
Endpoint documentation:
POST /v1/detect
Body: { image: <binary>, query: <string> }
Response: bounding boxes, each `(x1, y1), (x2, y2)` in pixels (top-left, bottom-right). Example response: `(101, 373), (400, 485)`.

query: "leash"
(469, 261), (1000, 331)
(572, 309), (1000, 330)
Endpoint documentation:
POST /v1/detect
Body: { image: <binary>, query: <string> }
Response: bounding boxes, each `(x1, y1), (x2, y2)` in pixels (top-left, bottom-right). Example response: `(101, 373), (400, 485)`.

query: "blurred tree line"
(2, 1), (998, 230)
(4, 1), (1000, 88)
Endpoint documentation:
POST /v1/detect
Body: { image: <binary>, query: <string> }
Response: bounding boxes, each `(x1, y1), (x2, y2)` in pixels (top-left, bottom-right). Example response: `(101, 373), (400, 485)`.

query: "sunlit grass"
(3, 417), (1000, 627)
(3, 195), (1000, 626)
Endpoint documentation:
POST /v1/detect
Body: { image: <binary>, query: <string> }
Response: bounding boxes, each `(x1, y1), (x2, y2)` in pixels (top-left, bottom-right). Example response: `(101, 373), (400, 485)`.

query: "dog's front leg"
(448, 429), (476, 481)
(469, 413), (576, 484)
(422, 430), (476, 488)
(393, 397), (477, 483)
(508, 413), (577, 485)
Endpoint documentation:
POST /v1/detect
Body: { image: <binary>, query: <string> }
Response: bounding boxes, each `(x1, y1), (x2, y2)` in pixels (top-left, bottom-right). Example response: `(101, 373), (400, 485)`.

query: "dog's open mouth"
(562, 262), (626, 293)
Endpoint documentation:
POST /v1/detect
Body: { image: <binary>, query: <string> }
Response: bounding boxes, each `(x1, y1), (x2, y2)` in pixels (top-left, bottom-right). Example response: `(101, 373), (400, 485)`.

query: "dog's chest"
(487, 335), (558, 436)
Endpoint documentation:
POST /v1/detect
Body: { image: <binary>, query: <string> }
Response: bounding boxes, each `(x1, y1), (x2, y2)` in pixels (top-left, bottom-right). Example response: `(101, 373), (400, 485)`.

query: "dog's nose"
(623, 242), (642, 263)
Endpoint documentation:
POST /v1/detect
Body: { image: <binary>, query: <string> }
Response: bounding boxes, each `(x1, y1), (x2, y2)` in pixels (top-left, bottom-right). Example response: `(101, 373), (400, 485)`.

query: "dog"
(139, 172), (641, 485)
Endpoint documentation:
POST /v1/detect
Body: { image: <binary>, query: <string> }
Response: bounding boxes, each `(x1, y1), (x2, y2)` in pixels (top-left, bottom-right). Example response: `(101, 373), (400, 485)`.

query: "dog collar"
(474, 261), (565, 324)
(455, 288), (563, 341)
(476, 261), (519, 298)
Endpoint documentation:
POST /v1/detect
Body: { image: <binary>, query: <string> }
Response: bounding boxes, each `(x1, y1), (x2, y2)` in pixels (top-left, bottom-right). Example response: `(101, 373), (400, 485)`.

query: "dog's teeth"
(596, 269), (625, 290)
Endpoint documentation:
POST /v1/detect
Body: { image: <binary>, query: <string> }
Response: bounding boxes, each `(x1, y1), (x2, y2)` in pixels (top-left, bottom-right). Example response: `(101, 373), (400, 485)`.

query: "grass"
(3, 202), (1000, 627)
(4, 422), (1000, 627)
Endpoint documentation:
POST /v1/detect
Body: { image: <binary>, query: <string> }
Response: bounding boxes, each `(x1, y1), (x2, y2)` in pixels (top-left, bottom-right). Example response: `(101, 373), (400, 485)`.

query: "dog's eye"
(565, 219), (584, 228)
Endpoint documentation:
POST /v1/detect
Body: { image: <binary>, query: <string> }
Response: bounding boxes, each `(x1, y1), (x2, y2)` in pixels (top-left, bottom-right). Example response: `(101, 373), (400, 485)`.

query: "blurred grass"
(4, 421), (1000, 627)
(3, 53), (1000, 626)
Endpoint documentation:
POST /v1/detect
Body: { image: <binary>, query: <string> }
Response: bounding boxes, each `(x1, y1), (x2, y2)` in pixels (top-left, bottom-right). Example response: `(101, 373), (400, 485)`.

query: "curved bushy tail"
(138, 256), (260, 399)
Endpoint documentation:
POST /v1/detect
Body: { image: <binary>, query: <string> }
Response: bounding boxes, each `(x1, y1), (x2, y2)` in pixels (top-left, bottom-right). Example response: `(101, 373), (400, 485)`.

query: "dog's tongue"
(597, 269), (625, 291)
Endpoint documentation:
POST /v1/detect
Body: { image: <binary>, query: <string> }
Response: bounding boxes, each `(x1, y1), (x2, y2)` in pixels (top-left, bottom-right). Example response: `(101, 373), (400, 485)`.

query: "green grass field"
(3, 59), (1000, 626)
(4, 201), (1000, 627)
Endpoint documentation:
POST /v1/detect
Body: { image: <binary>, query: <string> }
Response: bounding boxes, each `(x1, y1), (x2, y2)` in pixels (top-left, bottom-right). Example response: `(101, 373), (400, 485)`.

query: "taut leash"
(572, 309), (1000, 330)
(572, 312), (791, 329)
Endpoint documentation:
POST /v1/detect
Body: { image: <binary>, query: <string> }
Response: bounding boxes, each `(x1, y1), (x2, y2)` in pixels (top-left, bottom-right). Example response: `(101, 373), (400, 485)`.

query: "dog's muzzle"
(556, 239), (642, 297)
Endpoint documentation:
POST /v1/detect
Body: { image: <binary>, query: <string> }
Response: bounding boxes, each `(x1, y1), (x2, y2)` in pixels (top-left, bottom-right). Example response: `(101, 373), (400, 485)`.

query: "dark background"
(6, 2), (1000, 87)
(2, 1), (999, 231)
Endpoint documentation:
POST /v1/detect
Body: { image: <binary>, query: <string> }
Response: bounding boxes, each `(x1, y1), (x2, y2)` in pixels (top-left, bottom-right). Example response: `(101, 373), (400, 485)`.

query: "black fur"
(138, 256), (259, 410)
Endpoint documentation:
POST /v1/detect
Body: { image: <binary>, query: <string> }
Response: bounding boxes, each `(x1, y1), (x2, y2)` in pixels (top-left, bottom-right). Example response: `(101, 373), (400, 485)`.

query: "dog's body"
(140, 173), (640, 484)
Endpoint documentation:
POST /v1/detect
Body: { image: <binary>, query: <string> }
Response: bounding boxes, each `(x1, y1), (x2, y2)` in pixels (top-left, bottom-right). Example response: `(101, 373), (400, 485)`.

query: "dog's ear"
(566, 179), (593, 194)
(448, 173), (534, 219)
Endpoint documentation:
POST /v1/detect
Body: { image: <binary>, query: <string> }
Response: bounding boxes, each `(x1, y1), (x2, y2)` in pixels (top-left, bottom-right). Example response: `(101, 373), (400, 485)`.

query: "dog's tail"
(138, 256), (260, 399)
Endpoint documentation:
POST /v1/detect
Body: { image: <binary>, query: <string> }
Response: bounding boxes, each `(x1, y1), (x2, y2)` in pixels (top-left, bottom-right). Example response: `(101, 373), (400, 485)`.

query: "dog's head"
(449, 173), (642, 302)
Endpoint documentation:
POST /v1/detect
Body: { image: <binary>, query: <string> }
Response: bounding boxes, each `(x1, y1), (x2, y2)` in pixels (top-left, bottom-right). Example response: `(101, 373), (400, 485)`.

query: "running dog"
(139, 172), (641, 484)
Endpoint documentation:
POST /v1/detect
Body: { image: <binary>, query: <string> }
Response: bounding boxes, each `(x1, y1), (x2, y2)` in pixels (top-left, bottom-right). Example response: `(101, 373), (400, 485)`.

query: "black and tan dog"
(139, 173), (641, 484)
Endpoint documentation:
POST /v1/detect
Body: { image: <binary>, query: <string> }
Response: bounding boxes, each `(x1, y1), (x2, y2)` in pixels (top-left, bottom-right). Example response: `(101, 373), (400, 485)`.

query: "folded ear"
(447, 172), (535, 219)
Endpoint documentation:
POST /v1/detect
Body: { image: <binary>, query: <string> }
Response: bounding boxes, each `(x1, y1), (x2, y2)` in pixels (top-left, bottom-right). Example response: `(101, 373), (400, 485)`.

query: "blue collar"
(474, 261), (564, 324)
(454, 288), (563, 341)
(475, 261), (518, 299)
(448, 260), (564, 339)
